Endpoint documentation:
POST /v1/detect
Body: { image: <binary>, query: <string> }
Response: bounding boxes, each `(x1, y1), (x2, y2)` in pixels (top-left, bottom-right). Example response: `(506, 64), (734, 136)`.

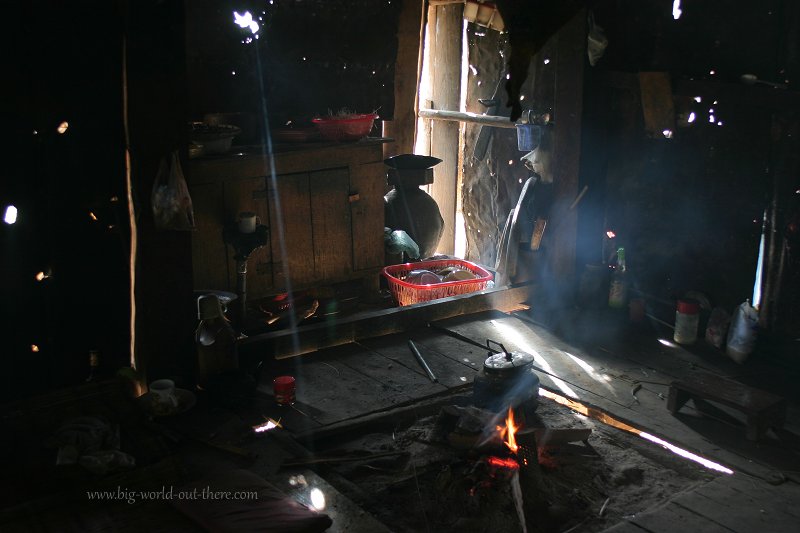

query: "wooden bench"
(667, 371), (787, 441)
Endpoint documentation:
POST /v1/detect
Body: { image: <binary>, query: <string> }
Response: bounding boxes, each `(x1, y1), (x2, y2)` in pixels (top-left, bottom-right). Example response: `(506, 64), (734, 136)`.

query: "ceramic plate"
(138, 388), (196, 417)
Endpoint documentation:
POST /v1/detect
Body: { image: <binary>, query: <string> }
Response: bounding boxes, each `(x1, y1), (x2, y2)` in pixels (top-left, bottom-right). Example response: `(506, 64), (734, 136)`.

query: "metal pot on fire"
(473, 339), (540, 413)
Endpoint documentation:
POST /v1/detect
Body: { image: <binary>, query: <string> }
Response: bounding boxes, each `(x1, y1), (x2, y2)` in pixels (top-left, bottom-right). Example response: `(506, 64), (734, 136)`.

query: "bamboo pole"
(419, 108), (517, 128)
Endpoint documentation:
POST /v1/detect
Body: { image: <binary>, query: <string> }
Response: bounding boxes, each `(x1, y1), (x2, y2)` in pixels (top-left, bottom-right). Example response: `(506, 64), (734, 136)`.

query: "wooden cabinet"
(186, 141), (386, 300)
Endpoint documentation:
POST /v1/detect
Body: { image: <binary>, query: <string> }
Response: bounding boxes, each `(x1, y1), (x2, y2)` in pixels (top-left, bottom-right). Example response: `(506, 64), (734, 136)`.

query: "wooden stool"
(667, 371), (787, 441)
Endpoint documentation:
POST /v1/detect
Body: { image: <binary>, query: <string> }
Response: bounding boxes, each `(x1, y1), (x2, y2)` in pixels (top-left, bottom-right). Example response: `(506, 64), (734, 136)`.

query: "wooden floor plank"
(600, 520), (651, 532)
(709, 476), (800, 519)
(672, 489), (789, 532)
(279, 352), (414, 425)
(630, 501), (734, 533)
(356, 330), (479, 389)
(325, 342), (449, 399)
(272, 308), (787, 479)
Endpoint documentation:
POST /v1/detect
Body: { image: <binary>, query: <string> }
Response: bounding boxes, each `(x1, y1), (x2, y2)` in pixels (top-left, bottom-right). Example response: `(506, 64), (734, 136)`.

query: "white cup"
(150, 379), (179, 410)
(238, 212), (260, 234)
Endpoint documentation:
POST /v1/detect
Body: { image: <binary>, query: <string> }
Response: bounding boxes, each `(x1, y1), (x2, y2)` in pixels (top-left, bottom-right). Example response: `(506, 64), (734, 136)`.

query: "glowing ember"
(57, 121), (69, 134)
(487, 456), (519, 469)
(497, 407), (520, 453)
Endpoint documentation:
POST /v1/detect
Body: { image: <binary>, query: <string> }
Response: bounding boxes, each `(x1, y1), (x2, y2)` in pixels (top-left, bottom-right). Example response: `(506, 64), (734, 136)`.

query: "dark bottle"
(85, 350), (100, 382)
(608, 247), (628, 308)
(195, 295), (239, 389)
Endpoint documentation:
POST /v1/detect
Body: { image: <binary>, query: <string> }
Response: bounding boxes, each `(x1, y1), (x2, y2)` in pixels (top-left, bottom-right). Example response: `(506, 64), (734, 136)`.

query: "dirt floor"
(308, 393), (716, 533)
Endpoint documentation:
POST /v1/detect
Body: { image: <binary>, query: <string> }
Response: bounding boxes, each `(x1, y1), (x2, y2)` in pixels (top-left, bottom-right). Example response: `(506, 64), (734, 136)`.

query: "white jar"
(674, 299), (700, 345)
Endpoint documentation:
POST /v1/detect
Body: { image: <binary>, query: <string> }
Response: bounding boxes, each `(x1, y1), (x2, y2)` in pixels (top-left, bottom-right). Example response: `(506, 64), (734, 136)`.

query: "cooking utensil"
(407, 340), (438, 383)
(473, 339), (540, 412)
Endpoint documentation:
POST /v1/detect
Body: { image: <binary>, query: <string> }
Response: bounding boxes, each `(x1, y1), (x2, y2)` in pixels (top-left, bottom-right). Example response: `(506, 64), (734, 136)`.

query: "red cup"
(273, 375), (296, 405)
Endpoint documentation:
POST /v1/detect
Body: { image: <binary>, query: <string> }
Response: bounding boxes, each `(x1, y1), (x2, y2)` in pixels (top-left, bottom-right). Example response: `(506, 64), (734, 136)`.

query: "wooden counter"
(186, 139), (389, 300)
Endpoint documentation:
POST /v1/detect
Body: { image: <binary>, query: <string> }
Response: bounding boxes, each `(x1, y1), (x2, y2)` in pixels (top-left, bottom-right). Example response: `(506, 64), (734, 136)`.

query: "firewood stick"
(282, 450), (408, 467)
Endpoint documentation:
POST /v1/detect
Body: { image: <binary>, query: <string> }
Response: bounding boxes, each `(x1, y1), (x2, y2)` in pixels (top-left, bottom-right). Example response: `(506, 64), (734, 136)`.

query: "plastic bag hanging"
(151, 151), (195, 231)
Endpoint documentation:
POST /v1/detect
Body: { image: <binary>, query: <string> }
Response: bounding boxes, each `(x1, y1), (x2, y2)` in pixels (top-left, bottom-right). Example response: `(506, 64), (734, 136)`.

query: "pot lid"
(484, 349), (535, 374)
(384, 154), (442, 169)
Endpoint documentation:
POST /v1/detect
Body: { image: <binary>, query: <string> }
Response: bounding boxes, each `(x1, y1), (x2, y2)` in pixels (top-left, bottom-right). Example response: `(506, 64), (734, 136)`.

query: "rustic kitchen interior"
(2, 0), (800, 531)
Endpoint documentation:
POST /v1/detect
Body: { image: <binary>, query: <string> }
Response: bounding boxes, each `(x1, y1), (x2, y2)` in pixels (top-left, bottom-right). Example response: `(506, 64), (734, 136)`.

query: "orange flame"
(497, 407), (519, 453)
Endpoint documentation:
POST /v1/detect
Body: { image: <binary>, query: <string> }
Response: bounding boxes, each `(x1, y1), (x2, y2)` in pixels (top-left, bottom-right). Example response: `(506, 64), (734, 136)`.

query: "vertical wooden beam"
(547, 9), (586, 287)
(385, 0), (425, 159)
(429, 3), (463, 256)
(127, 0), (195, 383)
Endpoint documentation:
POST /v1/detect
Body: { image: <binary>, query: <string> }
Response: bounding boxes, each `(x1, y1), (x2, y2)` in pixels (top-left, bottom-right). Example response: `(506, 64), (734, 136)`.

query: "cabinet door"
(349, 161), (385, 271)
(223, 176), (272, 298)
(310, 168), (353, 280)
(269, 172), (314, 290)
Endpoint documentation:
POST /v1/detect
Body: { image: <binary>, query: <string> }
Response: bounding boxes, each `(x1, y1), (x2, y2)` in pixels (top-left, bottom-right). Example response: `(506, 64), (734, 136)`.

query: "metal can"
(273, 375), (296, 405)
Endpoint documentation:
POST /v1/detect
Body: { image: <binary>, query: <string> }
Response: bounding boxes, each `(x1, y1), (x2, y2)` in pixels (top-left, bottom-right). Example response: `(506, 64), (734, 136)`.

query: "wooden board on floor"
(673, 487), (796, 532)
(277, 350), (415, 426)
(696, 476), (800, 521)
(323, 342), (449, 399)
(629, 501), (732, 533)
(356, 329), (479, 389)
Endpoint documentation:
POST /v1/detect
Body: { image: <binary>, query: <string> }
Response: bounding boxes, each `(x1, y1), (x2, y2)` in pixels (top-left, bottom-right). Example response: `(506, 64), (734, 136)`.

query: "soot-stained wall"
(576, 0), (800, 333)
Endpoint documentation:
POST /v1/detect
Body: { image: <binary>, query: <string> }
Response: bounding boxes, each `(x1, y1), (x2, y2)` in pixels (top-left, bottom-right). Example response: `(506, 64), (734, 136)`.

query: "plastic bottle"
(195, 295), (239, 389)
(673, 299), (700, 344)
(608, 247), (628, 308)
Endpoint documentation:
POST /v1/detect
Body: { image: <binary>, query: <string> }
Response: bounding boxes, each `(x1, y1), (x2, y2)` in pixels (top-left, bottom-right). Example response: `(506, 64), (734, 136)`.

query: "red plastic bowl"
(311, 113), (378, 141)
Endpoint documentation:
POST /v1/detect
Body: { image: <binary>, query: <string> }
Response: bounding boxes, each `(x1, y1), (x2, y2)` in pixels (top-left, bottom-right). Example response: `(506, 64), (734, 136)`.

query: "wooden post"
(547, 9), (586, 287)
(127, 1), (195, 383)
(385, 0), (426, 159)
(428, 3), (463, 256)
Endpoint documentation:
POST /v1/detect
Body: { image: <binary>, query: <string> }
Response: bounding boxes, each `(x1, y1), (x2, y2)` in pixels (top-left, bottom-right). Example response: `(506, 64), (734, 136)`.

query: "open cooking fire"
(497, 407), (519, 453)
(486, 408), (527, 473)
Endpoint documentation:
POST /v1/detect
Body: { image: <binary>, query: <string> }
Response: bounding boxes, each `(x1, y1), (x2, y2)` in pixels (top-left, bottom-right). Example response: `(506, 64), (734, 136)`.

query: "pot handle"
(486, 339), (512, 361)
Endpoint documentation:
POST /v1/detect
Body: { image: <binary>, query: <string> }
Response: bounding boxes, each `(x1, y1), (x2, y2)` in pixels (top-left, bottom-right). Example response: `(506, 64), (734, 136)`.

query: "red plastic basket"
(311, 113), (378, 141)
(382, 259), (493, 306)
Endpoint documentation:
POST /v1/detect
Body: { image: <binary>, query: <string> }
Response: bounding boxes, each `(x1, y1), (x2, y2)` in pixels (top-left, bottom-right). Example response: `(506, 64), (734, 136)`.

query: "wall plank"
(429, 4), (463, 256)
